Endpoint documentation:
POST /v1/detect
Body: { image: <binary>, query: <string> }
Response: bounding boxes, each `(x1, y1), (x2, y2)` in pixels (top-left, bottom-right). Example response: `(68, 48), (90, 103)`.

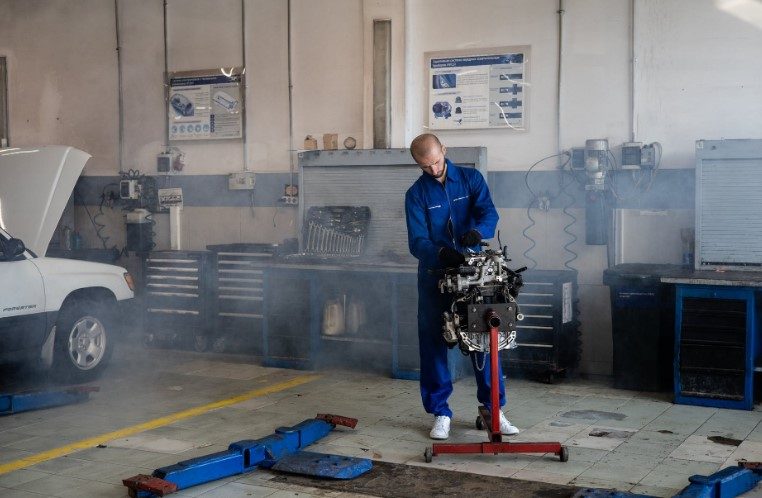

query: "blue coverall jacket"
(404, 159), (505, 418)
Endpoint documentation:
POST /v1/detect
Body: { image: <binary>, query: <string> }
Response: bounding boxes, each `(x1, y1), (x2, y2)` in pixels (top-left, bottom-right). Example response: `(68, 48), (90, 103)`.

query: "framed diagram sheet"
(167, 67), (244, 141)
(425, 46), (529, 131)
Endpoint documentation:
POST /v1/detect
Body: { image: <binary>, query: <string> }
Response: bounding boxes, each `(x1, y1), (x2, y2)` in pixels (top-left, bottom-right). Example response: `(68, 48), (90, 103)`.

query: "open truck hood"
(0, 146), (90, 255)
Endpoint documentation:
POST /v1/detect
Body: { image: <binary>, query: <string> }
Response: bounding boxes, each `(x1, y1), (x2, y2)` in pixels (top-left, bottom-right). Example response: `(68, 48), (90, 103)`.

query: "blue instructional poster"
(427, 48), (528, 130)
(168, 69), (244, 141)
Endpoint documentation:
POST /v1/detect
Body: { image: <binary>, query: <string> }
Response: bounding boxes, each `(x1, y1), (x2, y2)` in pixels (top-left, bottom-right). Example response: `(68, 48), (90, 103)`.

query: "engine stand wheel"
(475, 416), (484, 430)
(560, 446), (569, 462)
(424, 447), (433, 463)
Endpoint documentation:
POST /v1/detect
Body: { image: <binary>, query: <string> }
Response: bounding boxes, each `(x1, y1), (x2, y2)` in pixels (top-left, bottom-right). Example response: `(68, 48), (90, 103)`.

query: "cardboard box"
(323, 133), (338, 150)
(303, 135), (318, 150)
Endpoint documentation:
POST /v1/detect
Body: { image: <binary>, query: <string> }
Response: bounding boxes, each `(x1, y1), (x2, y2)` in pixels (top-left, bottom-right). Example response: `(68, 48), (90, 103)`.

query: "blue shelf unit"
(674, 285), (759, 410)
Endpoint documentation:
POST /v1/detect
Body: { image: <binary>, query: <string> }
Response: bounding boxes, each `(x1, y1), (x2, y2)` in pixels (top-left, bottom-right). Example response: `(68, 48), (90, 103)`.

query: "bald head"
(410, 133), (443, 161)
(410, 133), (447, 182)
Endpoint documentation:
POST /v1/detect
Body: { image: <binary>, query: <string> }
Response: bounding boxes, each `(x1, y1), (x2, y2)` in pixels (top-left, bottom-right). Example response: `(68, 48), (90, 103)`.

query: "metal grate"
(696, 139), (762, 270)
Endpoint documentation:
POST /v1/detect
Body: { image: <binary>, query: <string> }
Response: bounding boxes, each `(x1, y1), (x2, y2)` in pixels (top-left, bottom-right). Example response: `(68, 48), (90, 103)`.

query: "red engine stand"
(425, 320), (568, 463)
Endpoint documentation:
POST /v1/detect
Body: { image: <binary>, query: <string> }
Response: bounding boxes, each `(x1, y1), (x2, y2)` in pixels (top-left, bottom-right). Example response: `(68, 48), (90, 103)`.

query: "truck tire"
(53, 298), (115, 382)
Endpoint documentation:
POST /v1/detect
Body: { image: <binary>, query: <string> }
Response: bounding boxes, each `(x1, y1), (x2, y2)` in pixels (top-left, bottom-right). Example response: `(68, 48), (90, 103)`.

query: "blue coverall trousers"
(418, 272), (506, 418)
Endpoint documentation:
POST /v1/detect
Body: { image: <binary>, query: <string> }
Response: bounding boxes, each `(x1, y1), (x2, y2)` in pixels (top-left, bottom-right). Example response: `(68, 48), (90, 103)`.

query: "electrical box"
(120, 179), (140, 200)
(229, 171), (256, 190)
(641, 144), (656, 169)
(157, 153), (172, 173)
(570, 148), (585, 170)
(281, 184), (299, 205)
(621, 142), (643, 169)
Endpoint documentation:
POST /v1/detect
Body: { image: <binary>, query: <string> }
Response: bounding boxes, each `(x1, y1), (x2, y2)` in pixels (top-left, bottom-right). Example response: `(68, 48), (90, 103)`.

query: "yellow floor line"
(0, 373), (320, 476)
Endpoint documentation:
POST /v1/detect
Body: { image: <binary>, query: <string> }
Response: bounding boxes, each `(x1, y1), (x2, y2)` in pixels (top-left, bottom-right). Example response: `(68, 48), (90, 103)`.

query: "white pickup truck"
(0, 146), (134, 380)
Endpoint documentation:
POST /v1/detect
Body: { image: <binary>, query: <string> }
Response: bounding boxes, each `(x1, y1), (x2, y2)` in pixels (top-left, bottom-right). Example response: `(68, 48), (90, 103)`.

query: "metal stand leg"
(428, 316), (568, 462)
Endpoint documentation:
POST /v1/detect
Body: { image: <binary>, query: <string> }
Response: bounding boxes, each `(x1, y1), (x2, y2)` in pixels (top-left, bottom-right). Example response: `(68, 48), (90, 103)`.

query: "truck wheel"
(53, 299), (115, 382)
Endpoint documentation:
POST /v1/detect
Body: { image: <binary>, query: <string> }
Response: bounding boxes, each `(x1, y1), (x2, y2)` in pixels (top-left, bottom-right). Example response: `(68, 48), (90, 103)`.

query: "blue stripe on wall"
(74, 173), (297, 208)
(74, 169), (695, 210)
(488, 169), (695, 209)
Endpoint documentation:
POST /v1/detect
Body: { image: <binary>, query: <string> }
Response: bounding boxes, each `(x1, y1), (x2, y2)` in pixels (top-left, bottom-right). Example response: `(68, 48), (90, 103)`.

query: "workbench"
(261, 260), (580, 381)
(661, 270), (762, 410)
(605, 264), (762, 409)
(261, 260), (472, 380)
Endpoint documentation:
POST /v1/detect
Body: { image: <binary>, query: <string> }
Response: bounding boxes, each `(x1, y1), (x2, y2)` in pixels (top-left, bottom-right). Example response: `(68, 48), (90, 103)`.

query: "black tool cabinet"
(502, 269), (581, 381)
(141, 250), (213, 350)
(207, 244), (274, 355)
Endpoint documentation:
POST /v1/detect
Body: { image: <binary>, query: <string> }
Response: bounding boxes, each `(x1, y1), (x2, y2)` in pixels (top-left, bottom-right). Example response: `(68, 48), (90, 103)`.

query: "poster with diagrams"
(168, 67), (244, 141)
(426, 46), (529, 131)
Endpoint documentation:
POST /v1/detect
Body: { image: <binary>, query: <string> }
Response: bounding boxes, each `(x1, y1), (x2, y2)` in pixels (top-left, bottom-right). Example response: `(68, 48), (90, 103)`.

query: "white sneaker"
(430, 415), (451, 440)
(499, 411), (520, 435)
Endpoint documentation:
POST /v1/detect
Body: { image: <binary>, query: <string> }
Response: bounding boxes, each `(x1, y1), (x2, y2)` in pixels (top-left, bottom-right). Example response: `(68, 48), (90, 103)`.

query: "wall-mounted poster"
(425, 46), (530, 131)
(168, 67), (244, 141)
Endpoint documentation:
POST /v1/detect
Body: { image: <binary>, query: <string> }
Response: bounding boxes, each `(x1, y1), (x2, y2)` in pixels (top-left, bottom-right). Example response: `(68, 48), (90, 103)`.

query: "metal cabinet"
(263, 266), (395, 372)
(261, 265), (475, 380)
(207, 244), (274, 354)
(674, 285), (758, 410)
(502, 269), (581, 381)
(141, 251), (212, 350)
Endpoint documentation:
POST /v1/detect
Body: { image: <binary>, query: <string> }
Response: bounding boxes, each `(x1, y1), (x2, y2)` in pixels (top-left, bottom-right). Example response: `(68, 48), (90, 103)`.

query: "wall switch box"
(120, 179), (140, 200)
(229, 171), (256, 190)
(281, 184), (299, 205)
(157, 153), (172, 173)
(621, 142), (643, 169)
(156, 154), (172, 173)
(571, 148), (585, 170)
(641, 144), (656, 168)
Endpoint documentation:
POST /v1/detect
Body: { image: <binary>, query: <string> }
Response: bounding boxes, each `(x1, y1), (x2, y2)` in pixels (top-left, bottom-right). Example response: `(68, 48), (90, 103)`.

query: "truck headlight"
(124, 272), (135, 291)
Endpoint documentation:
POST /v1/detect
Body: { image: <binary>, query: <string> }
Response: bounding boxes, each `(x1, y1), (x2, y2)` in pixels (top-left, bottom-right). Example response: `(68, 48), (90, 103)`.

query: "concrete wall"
(2, 0), (762, 375)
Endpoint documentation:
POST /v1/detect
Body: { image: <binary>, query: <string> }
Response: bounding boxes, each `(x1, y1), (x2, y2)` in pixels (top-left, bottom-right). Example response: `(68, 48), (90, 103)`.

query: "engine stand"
(424, 324), (568, 463)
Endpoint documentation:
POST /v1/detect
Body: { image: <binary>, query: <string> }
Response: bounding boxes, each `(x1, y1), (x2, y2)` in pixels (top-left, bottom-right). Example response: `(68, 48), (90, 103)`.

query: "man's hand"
(438, 246), (465, 267)
(460, 229), (482, 247)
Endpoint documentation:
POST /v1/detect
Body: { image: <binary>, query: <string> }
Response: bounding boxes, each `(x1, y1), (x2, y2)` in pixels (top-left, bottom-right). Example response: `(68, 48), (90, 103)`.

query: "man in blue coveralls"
(405, 133), (519, 440)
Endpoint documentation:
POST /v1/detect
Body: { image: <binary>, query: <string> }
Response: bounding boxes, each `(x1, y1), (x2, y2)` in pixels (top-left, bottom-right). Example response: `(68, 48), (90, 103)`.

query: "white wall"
(560, 0), (631, 150)
(291, 0), (365, 151)
(0, 0), (119, 174)
(634, 0), (762, 168)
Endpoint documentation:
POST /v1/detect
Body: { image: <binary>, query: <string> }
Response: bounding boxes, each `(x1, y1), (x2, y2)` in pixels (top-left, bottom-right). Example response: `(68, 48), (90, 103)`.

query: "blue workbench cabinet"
(261, 264), (471, 380)
(674, 285), (759, 410)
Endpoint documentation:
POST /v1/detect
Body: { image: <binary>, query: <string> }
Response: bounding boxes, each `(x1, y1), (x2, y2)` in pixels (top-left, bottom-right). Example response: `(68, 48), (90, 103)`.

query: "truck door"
(0, 236), (46, 355)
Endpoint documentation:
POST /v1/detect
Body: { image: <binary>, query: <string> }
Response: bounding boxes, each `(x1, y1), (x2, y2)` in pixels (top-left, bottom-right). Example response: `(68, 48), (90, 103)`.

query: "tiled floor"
(2, 347), (762, 498)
